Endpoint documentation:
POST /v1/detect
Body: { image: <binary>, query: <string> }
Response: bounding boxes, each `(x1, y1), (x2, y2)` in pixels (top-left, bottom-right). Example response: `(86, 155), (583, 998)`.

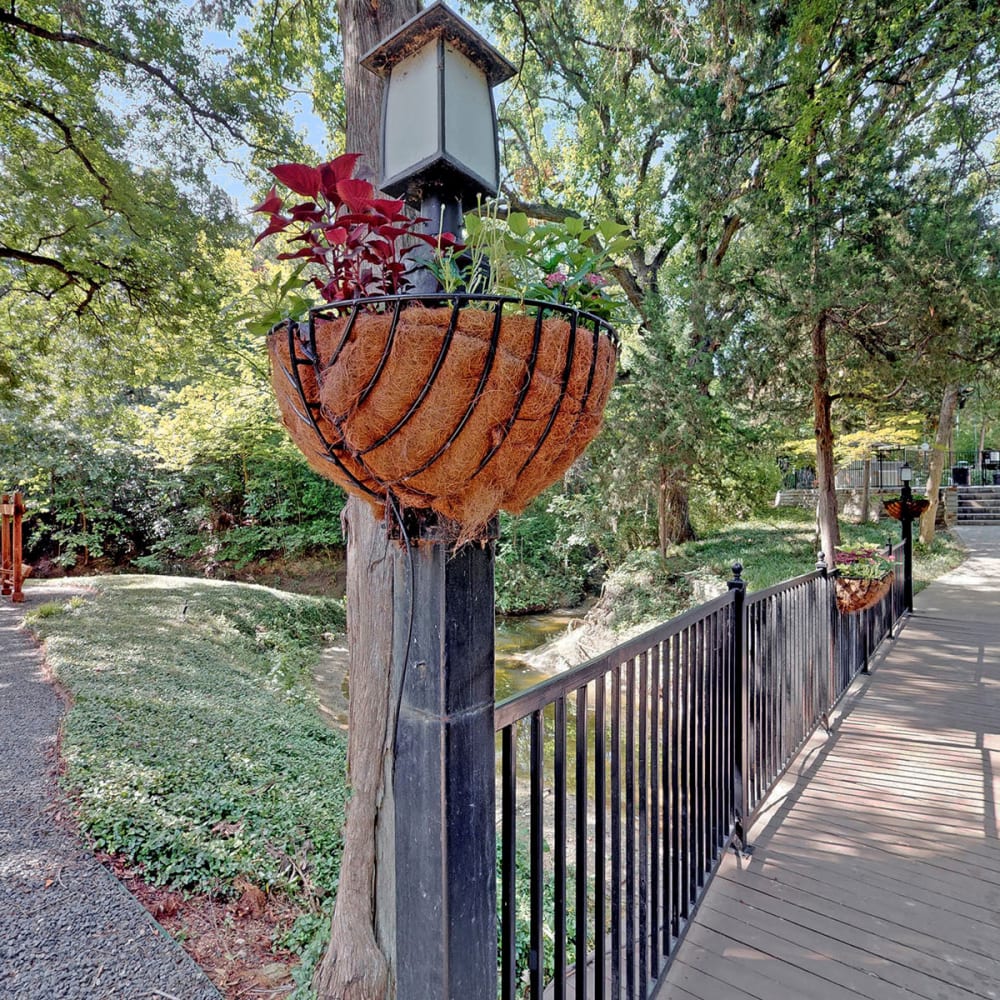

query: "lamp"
(361, 1), (515, 232)
(900, 462), (913, 483)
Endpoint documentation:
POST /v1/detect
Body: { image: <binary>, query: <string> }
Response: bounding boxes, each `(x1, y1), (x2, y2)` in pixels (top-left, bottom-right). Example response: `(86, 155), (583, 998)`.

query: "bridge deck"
(661, 526), (1000, 1000)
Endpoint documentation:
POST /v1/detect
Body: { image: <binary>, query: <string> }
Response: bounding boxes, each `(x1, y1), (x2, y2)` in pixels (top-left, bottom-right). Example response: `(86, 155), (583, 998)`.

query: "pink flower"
(544, 271), (568, 287)
(585, 272), (608, 288)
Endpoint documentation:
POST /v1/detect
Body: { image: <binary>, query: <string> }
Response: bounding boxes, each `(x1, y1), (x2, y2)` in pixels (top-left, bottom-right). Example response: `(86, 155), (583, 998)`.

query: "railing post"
(727, 562), (749, 855)
(900, 479), (915, 613)
(1, 492), (23, 603)
(817, 552), (839, 706)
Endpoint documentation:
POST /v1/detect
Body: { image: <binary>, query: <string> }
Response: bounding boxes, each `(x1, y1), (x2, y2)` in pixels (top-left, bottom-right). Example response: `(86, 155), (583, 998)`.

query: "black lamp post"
(900, 461), (914, 613)
(360, 7), (513, 999)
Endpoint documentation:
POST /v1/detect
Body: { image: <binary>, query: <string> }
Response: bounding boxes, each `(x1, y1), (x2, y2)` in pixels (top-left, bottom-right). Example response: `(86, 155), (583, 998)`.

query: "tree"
(310, 7), (421, 1000)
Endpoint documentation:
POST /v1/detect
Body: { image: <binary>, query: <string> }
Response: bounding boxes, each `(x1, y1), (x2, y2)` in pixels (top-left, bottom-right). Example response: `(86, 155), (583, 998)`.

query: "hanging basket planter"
(882, 496), (930, 521)
(268, 293), (618, 538)
(835, 573), (894, 614)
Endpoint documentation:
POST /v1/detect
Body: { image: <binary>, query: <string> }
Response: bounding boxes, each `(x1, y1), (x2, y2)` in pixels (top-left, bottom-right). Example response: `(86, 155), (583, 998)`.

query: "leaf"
(367, 198), (407, 220)
(335, 179), (375, 212)
(563, 216), (585, 237)
(251, 216), (291, 247)
(508, 212), (530, 236)
(319, 154), (363, 197)
(270, 163), (322, 198)
(250, 186), (283, 216)
(597, 219), (630, 240)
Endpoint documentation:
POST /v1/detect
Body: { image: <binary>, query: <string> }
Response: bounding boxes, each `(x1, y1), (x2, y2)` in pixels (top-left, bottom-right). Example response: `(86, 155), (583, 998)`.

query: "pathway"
(0, 586), (222, 1000)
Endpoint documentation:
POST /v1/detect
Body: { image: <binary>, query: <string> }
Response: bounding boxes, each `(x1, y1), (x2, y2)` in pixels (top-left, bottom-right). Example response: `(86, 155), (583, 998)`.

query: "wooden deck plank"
(705, 876), (992, 999)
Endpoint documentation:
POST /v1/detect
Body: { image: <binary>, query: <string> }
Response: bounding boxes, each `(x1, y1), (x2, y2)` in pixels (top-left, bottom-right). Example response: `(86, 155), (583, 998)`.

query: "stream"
(494, 606), (589, 700)
(315, 605), (590, 729)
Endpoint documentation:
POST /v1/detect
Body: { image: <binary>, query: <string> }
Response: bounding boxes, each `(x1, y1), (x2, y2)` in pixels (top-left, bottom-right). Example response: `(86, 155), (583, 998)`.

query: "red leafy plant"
(252, 153), (461, 307)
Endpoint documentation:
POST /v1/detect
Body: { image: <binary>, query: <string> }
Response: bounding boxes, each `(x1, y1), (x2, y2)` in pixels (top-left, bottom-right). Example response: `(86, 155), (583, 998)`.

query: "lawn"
(26, 575), (347, 998)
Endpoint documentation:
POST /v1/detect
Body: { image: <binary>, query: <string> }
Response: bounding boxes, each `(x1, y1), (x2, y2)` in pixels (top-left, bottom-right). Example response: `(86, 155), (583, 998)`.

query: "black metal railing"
(792, 447), (1000, 490)
(495, 546), (905, 1000)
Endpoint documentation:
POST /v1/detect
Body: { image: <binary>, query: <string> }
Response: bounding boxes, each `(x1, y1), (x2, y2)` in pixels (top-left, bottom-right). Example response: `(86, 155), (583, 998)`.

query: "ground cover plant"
(25, 576), (348, 998)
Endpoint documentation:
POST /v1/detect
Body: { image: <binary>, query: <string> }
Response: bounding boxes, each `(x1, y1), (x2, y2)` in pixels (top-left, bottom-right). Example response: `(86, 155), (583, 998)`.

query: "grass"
(25, 576), (348, 906)
(603, 507), (967, 630)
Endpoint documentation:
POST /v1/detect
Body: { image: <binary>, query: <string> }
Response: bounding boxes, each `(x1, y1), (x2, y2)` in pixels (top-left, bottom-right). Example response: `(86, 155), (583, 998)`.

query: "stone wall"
(775, 487), (956, 527)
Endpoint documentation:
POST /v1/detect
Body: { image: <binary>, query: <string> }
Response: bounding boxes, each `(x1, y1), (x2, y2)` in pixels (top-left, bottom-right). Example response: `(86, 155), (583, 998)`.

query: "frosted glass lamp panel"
(442, 43), (497, 188)
(383, 45), (441, 182)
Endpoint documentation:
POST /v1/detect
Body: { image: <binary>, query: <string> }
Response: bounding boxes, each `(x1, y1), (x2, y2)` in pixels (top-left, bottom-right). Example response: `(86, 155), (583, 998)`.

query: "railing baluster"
(575, 684), (589, 1000)
(530, 711), (544, 1000)
(554, 697), (567, 1000)
(610, 663), (622, 998)
(638, 650), (649, 997)
(625, 658), (636, 1000)
(595, 679), (606, 1000)
(501, 725), (516, 1000)
(649, 642), (661, 976)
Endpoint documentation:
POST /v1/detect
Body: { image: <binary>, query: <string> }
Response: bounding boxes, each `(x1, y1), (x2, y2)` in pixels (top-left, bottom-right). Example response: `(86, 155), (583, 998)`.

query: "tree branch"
(0, 10), (253, 152)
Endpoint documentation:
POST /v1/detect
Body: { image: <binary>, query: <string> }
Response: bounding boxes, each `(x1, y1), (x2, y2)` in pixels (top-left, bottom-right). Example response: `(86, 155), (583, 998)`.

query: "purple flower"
(585, 272), (608, 288)
(544, 271), (568, 287)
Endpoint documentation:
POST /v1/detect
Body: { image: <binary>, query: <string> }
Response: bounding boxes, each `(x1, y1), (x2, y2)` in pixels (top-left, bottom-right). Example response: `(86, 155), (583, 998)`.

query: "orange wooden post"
(1, 492), (24, 603)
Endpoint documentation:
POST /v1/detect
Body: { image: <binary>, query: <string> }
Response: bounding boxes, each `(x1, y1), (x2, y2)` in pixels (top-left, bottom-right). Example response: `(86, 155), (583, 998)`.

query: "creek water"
(494, 607), (588, 701)
(315, 606), (588, 729)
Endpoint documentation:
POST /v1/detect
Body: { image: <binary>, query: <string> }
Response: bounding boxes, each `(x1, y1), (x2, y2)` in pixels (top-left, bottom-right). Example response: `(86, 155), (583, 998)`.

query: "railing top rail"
(746, 569), (824, 606)
(495, 589), (736, 731)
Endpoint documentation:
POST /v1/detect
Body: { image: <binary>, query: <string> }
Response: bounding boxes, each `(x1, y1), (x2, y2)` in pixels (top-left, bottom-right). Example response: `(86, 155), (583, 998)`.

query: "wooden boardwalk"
(660, 527), (1000, 1000)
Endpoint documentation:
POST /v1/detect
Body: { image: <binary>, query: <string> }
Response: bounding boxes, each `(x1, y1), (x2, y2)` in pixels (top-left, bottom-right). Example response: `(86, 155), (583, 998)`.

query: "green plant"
(434, 204), (632, 323)
(26, 576), (348, 901)
(834, 543), (894, 580)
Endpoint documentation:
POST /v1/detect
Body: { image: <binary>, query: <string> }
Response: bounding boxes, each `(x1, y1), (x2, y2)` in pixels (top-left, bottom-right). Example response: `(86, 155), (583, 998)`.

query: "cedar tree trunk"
(657, 465), (695, 556)
(313, 3), (422, 998)
(919, 383), (960, 546)
(811, 310), (840, 565)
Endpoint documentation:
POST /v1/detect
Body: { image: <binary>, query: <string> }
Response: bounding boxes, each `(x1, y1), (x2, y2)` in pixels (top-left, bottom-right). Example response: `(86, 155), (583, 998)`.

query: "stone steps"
(956, 487), (1000, 524)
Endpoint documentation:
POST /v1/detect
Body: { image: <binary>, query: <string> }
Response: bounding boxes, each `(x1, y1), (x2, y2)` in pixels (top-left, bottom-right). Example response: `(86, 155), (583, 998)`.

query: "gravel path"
(0, 586), (222, 1000)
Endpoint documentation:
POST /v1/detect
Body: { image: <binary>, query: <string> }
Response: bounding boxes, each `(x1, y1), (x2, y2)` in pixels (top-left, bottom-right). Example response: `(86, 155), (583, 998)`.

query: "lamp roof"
(361, 1), (516, 85)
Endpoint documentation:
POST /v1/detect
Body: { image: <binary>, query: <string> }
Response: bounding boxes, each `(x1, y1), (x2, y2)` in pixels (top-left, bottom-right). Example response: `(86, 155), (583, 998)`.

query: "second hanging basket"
(835, 573), (894, 614)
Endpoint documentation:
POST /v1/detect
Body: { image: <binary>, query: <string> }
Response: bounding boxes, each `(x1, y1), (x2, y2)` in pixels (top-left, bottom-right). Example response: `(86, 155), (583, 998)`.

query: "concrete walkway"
(0, 585), (221, 1000)
(661, 526), (1000, 1000)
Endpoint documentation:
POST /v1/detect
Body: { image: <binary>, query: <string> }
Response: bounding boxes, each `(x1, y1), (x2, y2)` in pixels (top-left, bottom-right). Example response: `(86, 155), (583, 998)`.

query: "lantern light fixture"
(900, 462), (913, 483)
(361, 1), (515, 221)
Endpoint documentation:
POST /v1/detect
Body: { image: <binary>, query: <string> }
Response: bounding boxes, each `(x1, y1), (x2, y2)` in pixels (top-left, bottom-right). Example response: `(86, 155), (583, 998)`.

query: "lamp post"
(900, 462), (914, 613)
(359, 7), (514, 999)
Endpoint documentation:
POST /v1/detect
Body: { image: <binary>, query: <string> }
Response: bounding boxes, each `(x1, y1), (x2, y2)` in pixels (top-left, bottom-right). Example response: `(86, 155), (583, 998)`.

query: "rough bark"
(313, 3), (421, 998)
(657, 465), (696, 554)
(919, 384), (960, 546)
(313, 501), (397, 1000)
(811, 311), (841, 564)
(859, 457), (872, 525)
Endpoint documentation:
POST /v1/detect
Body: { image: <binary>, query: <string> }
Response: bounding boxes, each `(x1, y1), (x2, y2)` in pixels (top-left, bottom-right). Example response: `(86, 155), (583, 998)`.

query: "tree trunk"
(657, 465), (695, 555)
(919, 383), (960, 546)
(313, 500), (399, 1000)
(811, 311), (840, 564)
(860, 456), (871, 524)
(314, 3), (422, 999)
